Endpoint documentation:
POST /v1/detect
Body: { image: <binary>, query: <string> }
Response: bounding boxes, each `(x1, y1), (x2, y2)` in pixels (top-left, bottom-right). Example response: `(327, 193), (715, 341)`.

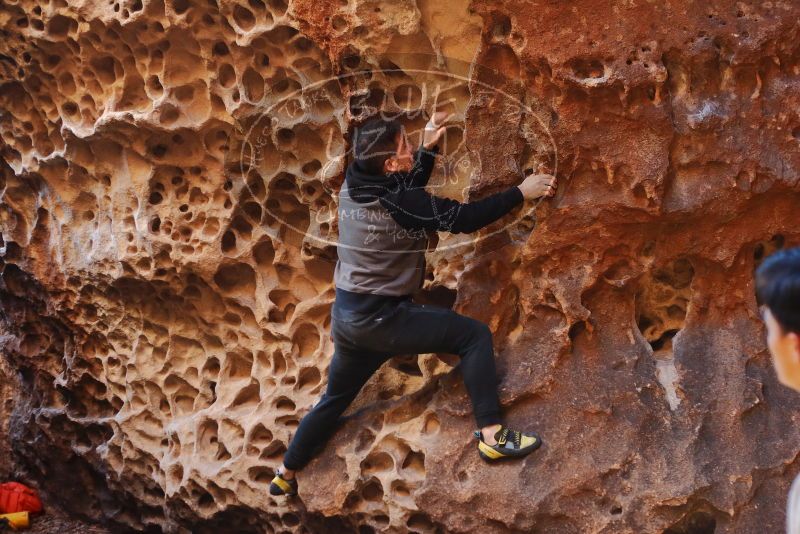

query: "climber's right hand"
(517, 173), (557, 200)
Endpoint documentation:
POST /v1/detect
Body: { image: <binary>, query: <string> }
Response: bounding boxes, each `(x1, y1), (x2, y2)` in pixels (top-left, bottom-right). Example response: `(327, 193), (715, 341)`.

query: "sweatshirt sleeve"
(407, 143), (439, 188)
(380, 185), (524, 234)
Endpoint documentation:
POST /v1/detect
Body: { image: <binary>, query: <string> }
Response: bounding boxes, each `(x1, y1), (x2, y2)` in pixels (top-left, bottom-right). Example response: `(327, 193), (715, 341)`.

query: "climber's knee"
(458, 319), (492, 353)
(472, 321), (493, 344)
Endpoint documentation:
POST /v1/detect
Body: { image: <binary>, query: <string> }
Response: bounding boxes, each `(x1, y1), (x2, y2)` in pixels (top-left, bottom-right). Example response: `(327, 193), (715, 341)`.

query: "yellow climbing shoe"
(474, 426), (542, 461)
(269, 471), (298, 496)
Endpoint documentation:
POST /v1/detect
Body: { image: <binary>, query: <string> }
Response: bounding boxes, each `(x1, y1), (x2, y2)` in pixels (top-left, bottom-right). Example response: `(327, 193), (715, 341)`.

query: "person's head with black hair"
(756, 246), (800, 390)
(351, 114), (414, 175)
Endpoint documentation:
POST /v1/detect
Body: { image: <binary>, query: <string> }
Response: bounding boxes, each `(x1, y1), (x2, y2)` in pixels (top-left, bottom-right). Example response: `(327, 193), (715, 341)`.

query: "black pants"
(282, 296), (503, 470)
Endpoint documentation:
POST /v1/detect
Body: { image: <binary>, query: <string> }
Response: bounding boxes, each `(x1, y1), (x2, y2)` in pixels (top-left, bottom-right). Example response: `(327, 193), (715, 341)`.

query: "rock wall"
(1, 0), (800, 532)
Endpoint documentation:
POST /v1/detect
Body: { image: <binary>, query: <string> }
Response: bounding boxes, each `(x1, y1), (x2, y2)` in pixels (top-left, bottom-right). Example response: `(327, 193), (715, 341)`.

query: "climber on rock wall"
(269, 110), (557, 497)
(755, 247), (800, 534)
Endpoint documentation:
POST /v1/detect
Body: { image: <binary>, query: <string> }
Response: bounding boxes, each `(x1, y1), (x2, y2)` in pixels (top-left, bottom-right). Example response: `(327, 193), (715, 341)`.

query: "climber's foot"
(269, 469), (298, 496)
(473, 425), (542, 462)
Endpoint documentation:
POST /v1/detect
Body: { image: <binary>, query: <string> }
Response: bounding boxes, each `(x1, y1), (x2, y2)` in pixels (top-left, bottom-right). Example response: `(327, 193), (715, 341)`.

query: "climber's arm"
(379, 185), (524, 234)
(407, 144), (439, 188)
(405, 111), (451, 189)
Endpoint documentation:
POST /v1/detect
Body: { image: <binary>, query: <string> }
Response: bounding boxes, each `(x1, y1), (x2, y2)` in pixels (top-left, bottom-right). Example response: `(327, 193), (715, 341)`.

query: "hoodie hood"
(344, 144), (440, 203)
(345, 159), (404, 203)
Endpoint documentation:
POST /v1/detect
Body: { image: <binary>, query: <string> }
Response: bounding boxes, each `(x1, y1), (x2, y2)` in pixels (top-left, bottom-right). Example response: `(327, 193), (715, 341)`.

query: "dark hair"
(351, 115), (402, 175)
(756, 246), (800, 334)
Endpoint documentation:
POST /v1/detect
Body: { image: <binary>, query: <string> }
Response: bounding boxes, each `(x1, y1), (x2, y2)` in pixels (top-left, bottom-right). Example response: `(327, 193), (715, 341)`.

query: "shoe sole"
(269, 481), (297, 496)
(269, 487), (297, 496)
(478, 439), (543, 463)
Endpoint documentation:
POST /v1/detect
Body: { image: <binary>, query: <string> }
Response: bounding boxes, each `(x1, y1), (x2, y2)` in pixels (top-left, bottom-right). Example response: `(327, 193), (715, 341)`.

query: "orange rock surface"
(1, 0), (800, 532)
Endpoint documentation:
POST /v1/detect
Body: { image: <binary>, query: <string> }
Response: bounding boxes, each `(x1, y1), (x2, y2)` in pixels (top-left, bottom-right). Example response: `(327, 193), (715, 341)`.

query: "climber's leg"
(364, 299), (541, 462)
(280, 341), (389, 475)
(364, 299), (504, 429)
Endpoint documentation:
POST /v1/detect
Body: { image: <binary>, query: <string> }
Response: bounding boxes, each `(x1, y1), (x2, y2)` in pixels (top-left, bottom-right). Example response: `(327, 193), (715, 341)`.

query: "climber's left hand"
(422, 111), (454, 149)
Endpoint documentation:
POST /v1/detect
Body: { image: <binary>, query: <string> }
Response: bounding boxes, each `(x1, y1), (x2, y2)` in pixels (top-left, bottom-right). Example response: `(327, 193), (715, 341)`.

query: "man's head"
(756, 246), (800, 390)
(352, 115), (414, 175)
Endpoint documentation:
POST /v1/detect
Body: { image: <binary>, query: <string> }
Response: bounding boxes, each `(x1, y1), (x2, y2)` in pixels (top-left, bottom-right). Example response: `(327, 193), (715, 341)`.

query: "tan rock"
(0, 0), (799, 532)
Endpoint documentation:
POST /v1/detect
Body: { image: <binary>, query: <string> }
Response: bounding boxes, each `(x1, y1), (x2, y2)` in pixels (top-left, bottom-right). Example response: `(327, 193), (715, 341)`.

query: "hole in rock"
(391, 480), (410, 497)
(276, 127), (295, 147)
(63, 101), (79, 116)
(271, 350), (286, 375)
(213, 262), (256, 293)
(650, 329), (679, 352)
(248, 466), (272, 483)
(413, 284), (457, 308)
(282, 513), (300, 527)
(753, 234), (785, 267)
(221, 230), (236, 252)
(243, 201), (262, 221)
(297, 367), (321, 390)
(332, 15), (347, 31)
(233, 5), (255, 30)
(218, 64), (236, 87)
(243, 68), (264, 101)
(256, 53), (269, 67)
(264, 0), (288, 13)
(401, 450), (425, 475)
(393, 84), (422, 110)
(172, 0), (189, 14)
(215, 442), (231, 461)
(568, 321), (586, 341)
(213, 42), (229, 56)
(355, 428), (376, 453)
(361, 479), (383, 502)
(274, 396), (295, 411)
(168, 464), (184, 485)
(407, 512), (435, 530)
(91, 55), (118, 84)
(225, 351), (253, 379)
(197, 492), (215, 510)
(362, 451), (394, 475)
(230, 381), (261, 408)
(150, 143), (167, 158)
(174, 85), (194, 103)
(292, 323), (319, 357)
(390, 354), (423, 376)
(636, 258), (694, 411)
(246, 172), (266, 199)
(249, 0), (266, 11)
(302, 160), (321, 176)
(491, 13), (512, 39)
(276, 415), (298, 428)
(260, 441), (287, 460)
(198, 419), (219, 450)
(422, 413), (440, 435)
(231, 215), (252, 236)
(249, 424), (272, 445)
(663, 510), (717, 534)
(568, 58), (605, 79)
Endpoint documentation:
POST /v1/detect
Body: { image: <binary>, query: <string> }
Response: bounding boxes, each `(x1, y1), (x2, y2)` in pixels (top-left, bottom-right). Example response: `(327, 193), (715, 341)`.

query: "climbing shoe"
(474, 426), (542, 461)
(269, 470), (298, 496)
